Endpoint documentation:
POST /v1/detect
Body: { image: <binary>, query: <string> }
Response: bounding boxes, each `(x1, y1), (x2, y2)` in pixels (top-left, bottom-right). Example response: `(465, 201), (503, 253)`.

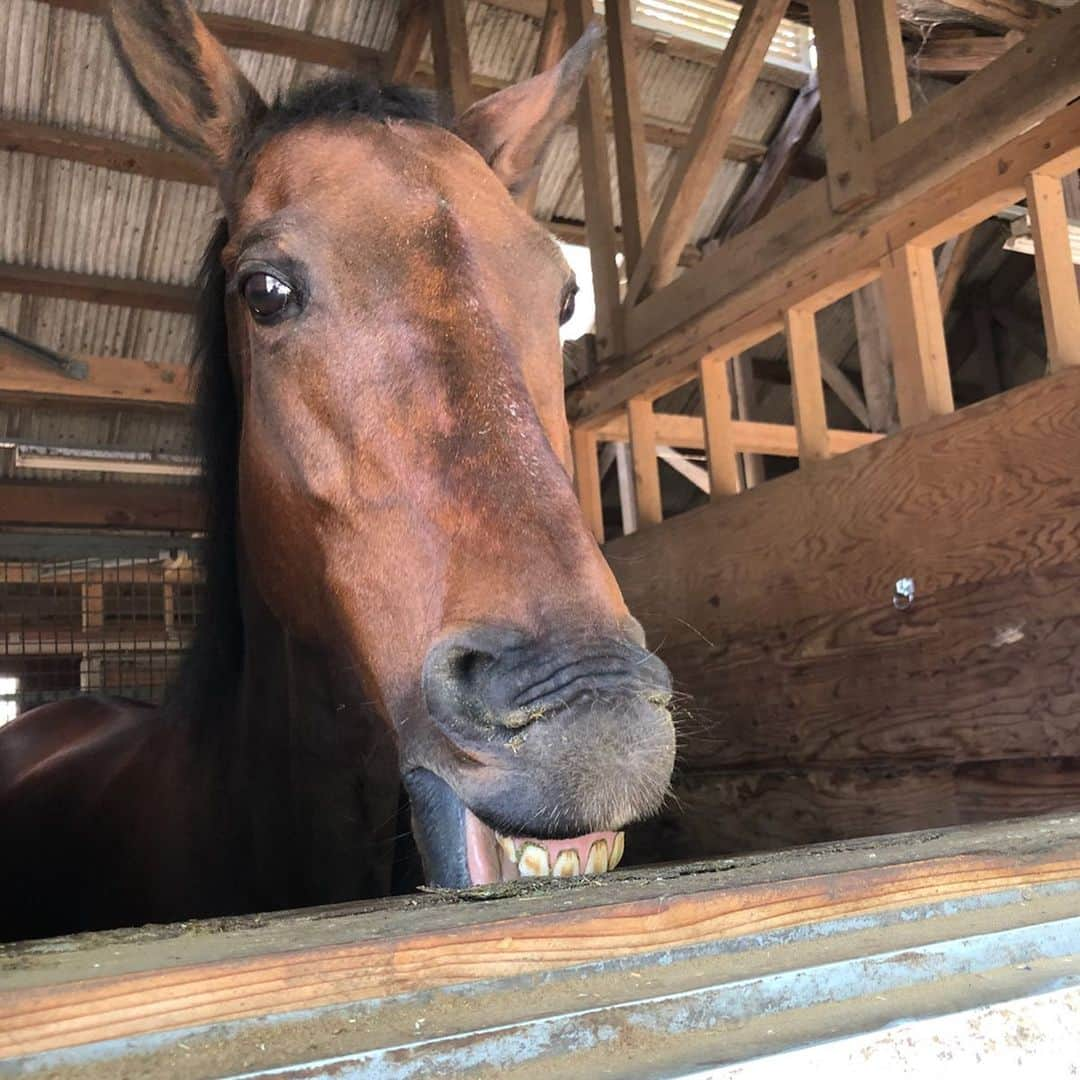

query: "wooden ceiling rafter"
(623, 0), (791, 304)
(567, 5), (1080, 425)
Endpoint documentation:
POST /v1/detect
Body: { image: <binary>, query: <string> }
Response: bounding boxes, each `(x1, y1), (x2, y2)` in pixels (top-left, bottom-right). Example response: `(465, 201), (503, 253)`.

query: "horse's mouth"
(464, 808), (623, 883)
(403, 767), (627, 887)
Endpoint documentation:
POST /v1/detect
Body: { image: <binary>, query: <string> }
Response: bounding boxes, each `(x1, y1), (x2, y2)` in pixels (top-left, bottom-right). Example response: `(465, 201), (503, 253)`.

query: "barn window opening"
(0, 676), (18, 726)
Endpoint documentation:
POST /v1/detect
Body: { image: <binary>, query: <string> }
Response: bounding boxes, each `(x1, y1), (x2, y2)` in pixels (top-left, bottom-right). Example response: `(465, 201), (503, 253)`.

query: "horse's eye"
(559, 284), (578, 327)
(242, 272), (296, 322)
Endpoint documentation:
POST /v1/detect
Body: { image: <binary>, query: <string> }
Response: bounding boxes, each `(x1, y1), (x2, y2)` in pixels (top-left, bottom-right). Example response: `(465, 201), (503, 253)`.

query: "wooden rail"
(568, 3), (1080, 541)
(2, 814), (1078, 1065)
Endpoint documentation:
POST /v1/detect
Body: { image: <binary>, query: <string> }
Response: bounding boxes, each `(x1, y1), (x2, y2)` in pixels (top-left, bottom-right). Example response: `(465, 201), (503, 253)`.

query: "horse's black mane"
(165, 78), (444, 727)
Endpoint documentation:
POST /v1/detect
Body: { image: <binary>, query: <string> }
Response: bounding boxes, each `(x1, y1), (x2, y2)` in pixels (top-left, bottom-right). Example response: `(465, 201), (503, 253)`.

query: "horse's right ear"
(106, 0), (265, 173)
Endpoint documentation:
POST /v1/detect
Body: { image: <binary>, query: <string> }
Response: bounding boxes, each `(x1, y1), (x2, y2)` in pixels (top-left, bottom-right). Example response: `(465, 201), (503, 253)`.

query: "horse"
(0, 0), (675, 943)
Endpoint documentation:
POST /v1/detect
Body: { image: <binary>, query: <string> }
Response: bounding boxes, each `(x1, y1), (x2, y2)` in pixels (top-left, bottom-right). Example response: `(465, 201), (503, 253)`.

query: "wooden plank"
(570, 8), (1080, 424)
(710, 74), (820, 247)
(1026, 171), (1080, 371)
(383, 0), (430, 83)
(879, 243), (955, 425)
(808, 0), (876, 211)
(657, 564), (1080, 771)
(0, 265), (197, 315)
(626, 397), (662, 527)
(0, 482), (203, 531)
(3, 815), (1078, 1059)
(937, 0), (1056, 32)
(566, 0), (623, 359)
(784, 307), (830, 463)
(0, 346), (193, 407)
(640, 761), (1080, 860)
(571, 426), (604, 543)
(625, 0), (789, 299)
(429, 0), (474, 118)
(698, 354), (740, 499)
(605, 366), (1080, 648)
(605, 0), (652, 277)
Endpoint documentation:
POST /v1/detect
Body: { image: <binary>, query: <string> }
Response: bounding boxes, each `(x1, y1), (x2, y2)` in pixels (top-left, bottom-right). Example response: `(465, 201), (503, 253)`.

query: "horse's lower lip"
(463, 808), (624, 884)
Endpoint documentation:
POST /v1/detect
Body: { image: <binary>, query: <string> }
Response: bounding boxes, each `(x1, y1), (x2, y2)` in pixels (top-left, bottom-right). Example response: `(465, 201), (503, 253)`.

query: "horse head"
(107, 0), (675, 888)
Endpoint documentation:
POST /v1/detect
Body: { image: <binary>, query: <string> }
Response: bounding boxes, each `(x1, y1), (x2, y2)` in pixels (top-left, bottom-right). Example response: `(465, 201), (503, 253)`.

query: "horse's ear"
(455, 23), (603, 200)
(106, 0), (265, 173)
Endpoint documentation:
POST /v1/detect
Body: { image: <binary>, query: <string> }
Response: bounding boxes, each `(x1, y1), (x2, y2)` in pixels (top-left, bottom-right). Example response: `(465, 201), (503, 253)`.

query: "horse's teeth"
(518, 842), (550, 876)
(585, 839), (609, 875)
(609, 831), (625, 870)
(552, 849), (580, 877)
(497, 835), (518, 862)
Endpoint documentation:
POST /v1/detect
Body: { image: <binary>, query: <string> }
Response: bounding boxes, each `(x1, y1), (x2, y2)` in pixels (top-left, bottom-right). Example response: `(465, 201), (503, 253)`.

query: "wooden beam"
(626, 397), (662, 527)
(571, 6), (1080, 425)
(533, 0), (568, 74)
(625, 0), (790, 301)
(856, 0), (911, 139)
(858, 0), (951, 429)
(0, 118), (209, 186)
(605, 0), (652, 277)
(571, 426), (604, 543)
(4, 815), (1077, 1063)
(907, 33), (1010, 77)
(0, 482), (203, 531)
(710, 74), (820, 247)
(383, 0), (430, 84)
(429, 0), (474, 118)
(785, 306), (831, 463)
(0, 345), (193, 407)
(808, 0), (876, 211)
(698, 354), (740, 498)
(566, 0), (623, 359)
(880, 243), (955, 425)
(592, 411), (882, 457)
(0, 264), (198, 314)
(936, 0), (1055, 32)
(852, 282), (899, 433)
(936, 228), (978, 316)
(1026, 171), (1080, 371)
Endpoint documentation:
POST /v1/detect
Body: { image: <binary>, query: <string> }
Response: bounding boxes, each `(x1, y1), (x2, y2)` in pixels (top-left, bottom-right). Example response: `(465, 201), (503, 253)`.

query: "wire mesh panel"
(0, 547), (203, 721)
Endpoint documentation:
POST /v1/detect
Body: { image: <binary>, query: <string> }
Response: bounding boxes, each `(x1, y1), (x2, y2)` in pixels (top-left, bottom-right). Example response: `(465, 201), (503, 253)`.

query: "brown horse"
(0, 0), (675, 943)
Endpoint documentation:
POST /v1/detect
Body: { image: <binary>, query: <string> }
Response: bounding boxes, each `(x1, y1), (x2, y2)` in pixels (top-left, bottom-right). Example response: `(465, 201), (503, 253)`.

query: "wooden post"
(626, 397), (662, 527)
(571, 426), (604, 543)
(856, 0), (954, 428)
(852, 281), (899, 433)
(808, 0), (876, 212)
(605, 0), (652, 277)
(698, 353), (740, 499)
(566, 0), (624, 359)
(855, 0), (910, 140)
(785, 306), (831, 464)
(880, 243), (955, 426)
(429, 0), (473, 119)
(1026, 171), (1080, 371)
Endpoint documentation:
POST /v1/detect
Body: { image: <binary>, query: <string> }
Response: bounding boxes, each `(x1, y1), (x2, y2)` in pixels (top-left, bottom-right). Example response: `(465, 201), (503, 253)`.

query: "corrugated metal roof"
(0, 0), (815, 480)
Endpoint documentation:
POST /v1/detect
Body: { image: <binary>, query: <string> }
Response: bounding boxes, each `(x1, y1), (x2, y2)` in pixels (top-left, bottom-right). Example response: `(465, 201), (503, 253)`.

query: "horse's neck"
(225, 568), (402, 907)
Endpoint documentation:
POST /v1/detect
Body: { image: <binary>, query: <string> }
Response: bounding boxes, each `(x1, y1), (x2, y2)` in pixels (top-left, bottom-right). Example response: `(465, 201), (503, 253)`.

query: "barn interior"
(1, 0), (1079, 890)
(3, 0), (1080, 1072)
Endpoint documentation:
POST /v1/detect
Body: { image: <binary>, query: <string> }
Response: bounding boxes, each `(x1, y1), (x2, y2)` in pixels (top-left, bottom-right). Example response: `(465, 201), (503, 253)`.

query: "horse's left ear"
(455, 23), (603, 200)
